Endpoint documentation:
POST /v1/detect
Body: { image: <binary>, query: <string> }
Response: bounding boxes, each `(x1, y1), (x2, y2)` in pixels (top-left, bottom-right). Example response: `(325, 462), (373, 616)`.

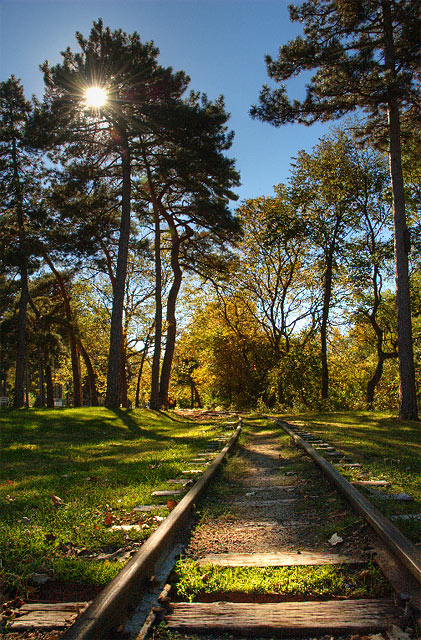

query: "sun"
(85, 86), (107, 108)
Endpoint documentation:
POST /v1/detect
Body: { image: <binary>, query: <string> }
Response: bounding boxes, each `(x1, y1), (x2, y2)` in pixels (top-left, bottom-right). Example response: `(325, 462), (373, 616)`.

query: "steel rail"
(61, 420), (242, 640)
(278, 420), (421, 585)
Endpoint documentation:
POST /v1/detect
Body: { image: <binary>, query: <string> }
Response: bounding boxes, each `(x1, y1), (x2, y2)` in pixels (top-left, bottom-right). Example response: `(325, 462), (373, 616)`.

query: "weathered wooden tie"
(352, 480), (391, 487)
(7, 602), (89, 631)
(152, 490), (183, 496)
(166, 599), (401, 636)
(231, 498), (297, 507)
(197, 551), (365, 567)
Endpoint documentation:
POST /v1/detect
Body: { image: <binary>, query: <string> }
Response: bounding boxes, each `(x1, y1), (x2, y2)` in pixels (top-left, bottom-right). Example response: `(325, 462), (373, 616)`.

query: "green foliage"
(251, 0), (420, 140)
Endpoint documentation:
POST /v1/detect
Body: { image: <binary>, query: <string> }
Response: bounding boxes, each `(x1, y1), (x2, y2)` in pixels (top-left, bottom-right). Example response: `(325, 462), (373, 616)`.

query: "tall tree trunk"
(106, 133), (131, 409)
(44, 255), (83, 407)
(14, 267), (28, 408)
(135, 327), (153, 408)
(78, 339), (98, 407)
(190, 381), (195, 409)
(120, 341), (128, 408)
(25, 366), (29, 408)
(364, 262), (398, 409)
(366, 350), (398, 409)
(320, 216), (341, 401)
(150, 204), (162, 410)
(159, 230), (183, 409)
(45, 364), (54, 408)
(12, 133), (28, 409)
(382, 0), (418, 420)
(194, 383), (202, 409)
(320, 257), (333, 401)
(38, 350), (45, 407)
(70, 338), (82, 406)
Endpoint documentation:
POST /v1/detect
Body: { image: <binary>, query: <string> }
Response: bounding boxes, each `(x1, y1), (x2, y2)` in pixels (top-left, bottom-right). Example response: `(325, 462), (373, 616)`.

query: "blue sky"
(0, 0), (331, 204)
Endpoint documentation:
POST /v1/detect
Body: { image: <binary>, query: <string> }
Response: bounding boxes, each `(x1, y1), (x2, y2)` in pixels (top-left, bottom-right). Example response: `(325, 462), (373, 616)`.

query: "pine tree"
(134, 93), (240, 409)
(251, 0), (420, 419)
(0, 77), (42, 407)
(41, 20), (190, 408)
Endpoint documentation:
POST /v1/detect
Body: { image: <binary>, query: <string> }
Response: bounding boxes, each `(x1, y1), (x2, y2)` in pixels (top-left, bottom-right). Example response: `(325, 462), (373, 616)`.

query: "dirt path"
(187, 424), (373, 560)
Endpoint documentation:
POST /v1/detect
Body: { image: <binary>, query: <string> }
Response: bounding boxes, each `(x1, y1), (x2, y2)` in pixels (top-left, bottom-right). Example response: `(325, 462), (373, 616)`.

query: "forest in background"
(1, 3), (420, 417)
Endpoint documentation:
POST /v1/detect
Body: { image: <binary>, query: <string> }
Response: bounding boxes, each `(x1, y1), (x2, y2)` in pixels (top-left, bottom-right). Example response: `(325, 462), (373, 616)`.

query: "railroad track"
(4, 417), (420, 639)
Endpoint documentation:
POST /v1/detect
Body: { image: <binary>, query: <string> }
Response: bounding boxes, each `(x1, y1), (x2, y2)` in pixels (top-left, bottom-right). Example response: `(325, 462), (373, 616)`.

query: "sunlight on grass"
(0, 407), (229, 594)
(173, 558), (391, 602)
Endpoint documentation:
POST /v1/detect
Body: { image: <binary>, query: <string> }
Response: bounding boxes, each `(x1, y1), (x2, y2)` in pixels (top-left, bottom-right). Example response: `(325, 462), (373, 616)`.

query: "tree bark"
(12, 134), (28, 409)
(38, 350), (45, 407)
(45, 364), (54, 408)
(320, 252), (334, 400)
(14, 267), (28, 408)
(159, 228), (183, 409)
(120, 340), (129, 408)
(149, 204), (162, 410)
(44, 254), (83, 407)
(25, 366), (29, 408)
(320, 215), (342, 401)
(382, 0), (418, 420)
(78, 339), (98, 406)
(135, 326), (153, 408)
(70, 338), (82, 406)
(106, 131), (131, 409)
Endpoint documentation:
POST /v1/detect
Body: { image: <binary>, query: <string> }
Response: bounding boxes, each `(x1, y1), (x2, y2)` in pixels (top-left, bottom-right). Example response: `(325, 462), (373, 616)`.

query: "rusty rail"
(278, 420), (421, 585)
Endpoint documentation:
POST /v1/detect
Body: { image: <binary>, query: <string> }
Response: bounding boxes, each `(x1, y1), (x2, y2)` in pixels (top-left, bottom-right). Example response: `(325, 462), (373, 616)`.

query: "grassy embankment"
(1, 408), (418, 604)
(283, 410), (421, 542)
(0, 407), (228, 596)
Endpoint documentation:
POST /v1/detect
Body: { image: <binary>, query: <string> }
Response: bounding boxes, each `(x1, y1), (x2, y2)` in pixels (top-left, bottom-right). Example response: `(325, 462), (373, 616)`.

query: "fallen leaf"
(29, 572), (50, 585)
(386, 625), (411, 640)
(328, 533), (343, 546)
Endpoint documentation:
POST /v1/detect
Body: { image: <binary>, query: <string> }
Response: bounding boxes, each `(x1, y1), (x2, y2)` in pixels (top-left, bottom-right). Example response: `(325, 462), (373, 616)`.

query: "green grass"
(0, 407), (228, 594)
(173, 558), (391, 602)
(282, 411), (421, 542)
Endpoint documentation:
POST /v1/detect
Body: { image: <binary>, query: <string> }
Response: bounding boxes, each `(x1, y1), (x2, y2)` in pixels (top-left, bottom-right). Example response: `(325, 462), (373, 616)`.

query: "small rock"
(133, 504), (166, 512)
(29, 572), (50, 585)
(96, 548), (131, 562)
(394, 493), (413, 501)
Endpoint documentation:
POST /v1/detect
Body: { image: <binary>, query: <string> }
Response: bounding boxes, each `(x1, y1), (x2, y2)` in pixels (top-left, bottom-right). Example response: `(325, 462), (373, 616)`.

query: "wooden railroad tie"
(165, 599), (402, 636)
(7, 602), (89, 631)
(196, 551), (365, 567)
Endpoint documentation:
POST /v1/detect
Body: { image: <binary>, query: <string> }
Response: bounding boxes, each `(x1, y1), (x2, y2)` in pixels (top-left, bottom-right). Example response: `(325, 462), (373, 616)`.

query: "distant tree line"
(173, 128), (419, 413)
